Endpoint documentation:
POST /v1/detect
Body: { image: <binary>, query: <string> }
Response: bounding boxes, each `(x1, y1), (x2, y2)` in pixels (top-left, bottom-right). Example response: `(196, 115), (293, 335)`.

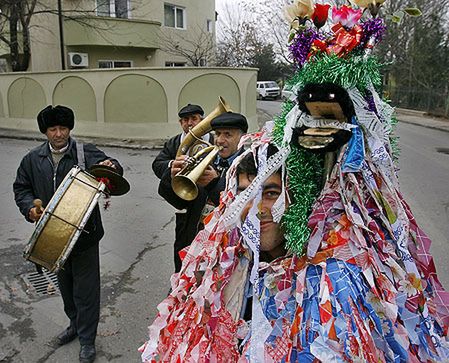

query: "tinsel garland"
(360, 18), (387, 48)
(273, 102), (323, 255)
(288, 27), (321, 68)
(271, 54), (392, 255)
(389, 112), (400, 161)
(289, 53), (383, 93)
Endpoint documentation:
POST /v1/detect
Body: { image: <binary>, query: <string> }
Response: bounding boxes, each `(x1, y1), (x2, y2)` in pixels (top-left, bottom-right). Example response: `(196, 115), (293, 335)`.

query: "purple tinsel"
(289, 28), (320, 67)
(361, 18), (386, 48)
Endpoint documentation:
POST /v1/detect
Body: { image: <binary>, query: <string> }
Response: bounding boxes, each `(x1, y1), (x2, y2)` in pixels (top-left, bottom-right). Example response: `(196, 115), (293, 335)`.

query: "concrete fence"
(0, 67), (258, 140)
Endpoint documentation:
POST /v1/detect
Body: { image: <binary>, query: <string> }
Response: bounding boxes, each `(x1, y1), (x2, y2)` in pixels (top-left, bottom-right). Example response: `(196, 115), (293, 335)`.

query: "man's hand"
(170, 156), (188, 178)
(99, 159), (116, 169)
(197, 166), (219, 187)
(29, 206), (43, 222)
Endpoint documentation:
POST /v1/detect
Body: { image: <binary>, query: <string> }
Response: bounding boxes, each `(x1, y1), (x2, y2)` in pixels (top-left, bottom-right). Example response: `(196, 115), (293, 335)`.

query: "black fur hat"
(37, 105), (74, 134)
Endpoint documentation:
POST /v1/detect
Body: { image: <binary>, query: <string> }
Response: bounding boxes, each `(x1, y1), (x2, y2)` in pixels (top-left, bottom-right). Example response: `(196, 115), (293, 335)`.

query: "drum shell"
(24, 167), (105, 273)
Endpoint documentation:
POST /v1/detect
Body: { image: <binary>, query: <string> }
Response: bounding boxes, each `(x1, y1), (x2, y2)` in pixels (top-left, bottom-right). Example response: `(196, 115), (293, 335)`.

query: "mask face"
(293, 83), (355, 152)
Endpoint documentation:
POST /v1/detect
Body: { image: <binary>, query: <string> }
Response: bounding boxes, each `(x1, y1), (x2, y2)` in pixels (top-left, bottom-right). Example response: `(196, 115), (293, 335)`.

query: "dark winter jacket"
(13, 138), (122, 253)
(158, 146), (244, 261)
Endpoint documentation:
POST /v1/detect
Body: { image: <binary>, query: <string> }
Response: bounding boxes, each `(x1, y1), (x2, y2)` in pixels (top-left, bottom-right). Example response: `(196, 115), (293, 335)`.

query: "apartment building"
(0, 0), (216, 72)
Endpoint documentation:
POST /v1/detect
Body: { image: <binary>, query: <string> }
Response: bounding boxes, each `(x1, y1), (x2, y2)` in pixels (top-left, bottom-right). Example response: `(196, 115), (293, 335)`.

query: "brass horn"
(176, 96), (232, 157)
(172, 96), (232, 200)
(172, 145), (222, 201)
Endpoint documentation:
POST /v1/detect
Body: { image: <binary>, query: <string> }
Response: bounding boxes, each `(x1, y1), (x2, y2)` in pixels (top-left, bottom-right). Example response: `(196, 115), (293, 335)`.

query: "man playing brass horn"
(152, 104), (211, 179)
(158, 111), (248, 272)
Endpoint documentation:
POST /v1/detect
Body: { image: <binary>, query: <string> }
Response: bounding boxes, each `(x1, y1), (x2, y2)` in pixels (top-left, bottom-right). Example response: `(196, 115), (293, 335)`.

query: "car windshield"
(265, 82), (278, 88)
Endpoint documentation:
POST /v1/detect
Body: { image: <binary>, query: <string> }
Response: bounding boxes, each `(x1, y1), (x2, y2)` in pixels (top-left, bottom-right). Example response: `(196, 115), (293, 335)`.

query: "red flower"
(312, 4), (330, 29)
(332, 5), (362, 28)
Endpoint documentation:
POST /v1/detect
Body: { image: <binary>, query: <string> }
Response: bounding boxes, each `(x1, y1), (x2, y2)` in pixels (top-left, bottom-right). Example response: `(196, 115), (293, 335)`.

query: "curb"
(0, 128), (164, 150)
(397, 119), (449, 134)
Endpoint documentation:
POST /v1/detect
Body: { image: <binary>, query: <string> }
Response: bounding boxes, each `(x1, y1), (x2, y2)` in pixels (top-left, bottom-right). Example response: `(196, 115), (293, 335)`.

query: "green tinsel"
(273, 101), (323, 255)
(271, 53), (388, 256)
(389, 112), (400, 162)
(288, 54), (383, 94)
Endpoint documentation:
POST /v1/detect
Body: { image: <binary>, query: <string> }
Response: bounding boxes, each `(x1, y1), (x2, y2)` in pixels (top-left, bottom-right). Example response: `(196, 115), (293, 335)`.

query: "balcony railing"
(64, 16), (161, 49)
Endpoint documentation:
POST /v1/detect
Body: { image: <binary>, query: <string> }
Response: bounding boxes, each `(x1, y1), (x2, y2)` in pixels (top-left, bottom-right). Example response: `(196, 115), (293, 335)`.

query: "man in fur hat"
(13, 105), (123, 363)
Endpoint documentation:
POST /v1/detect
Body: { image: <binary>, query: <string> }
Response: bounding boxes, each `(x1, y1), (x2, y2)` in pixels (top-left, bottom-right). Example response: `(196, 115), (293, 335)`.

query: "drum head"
(89, 164), (130, 196)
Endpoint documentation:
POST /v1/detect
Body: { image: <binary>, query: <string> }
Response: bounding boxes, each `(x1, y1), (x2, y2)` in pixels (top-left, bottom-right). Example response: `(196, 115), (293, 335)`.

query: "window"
(164, 4), (185, 29)
(96, 0), (129, 18)
(98, 60), (133, 68)
(206, 19), (212, 33)
(199, 58), (207, 67)
(165, 62), (186, 67)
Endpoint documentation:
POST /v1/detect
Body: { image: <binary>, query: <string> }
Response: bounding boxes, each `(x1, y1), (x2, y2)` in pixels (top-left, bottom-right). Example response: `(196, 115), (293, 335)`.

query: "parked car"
(256, 81), (281, 100)
(281, 84), (295, 101)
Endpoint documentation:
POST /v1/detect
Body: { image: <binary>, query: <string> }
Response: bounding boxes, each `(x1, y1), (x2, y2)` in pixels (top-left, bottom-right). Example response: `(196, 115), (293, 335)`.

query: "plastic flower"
(332, 5), (363, 28)
(284, 0), (315, 24)
(312, 3), (331, 29)
(398, 277), (418, 297)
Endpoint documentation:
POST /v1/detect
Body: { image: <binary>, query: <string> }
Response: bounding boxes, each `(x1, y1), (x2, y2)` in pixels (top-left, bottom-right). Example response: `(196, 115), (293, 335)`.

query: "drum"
(23, 167), (106, 273)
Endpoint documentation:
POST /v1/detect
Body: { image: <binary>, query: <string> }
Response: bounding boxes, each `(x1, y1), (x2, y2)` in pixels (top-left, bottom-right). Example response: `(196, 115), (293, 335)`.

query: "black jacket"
(158, 147), (244, 259)
(13, 138), (122, 252)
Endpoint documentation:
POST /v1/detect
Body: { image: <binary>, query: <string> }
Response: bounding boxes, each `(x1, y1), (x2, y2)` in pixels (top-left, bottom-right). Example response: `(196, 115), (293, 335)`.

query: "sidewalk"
(0, 108), (447, 150)
(395, 108), (449, 133)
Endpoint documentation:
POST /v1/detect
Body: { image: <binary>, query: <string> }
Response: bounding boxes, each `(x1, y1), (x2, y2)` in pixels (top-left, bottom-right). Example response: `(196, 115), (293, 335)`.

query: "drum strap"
(76, 141), (86, 170)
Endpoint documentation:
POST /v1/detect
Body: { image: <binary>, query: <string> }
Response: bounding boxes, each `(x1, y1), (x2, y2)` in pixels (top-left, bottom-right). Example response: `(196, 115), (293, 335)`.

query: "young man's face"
(214, 128), (243, 159)
(179, 114), (202, 134)
(45, 125), (70, 150)
(238, 172), (286, 260)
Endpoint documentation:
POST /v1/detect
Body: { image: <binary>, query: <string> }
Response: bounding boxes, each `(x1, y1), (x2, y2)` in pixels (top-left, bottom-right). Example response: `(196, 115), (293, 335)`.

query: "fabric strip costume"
(140, 1), (449, 361)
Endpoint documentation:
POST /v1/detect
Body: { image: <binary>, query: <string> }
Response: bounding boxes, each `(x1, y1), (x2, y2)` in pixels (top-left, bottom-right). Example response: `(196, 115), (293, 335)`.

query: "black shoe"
(56, 326), (77, 346)
(79, 344), (96, 363)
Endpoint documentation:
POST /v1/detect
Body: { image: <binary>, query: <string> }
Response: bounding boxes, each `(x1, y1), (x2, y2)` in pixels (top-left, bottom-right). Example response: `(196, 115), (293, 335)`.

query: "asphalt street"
(0, 101), (448, 362)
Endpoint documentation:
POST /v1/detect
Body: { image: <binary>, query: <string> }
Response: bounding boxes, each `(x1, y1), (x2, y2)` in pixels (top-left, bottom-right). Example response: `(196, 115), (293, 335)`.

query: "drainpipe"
(57, 0), (66, 70)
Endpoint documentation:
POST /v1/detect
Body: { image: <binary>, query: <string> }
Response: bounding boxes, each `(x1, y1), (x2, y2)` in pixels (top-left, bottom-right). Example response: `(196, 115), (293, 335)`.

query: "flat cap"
(211, 112), (248, 133)
(178, 104), (204, 118)
(37, 105), (74, 134)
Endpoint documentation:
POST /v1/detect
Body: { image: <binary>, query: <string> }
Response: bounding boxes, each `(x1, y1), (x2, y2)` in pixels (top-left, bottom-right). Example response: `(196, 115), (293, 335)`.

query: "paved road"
(0, 139), (173, 362)
(395, 122), (449, 286)
(0, 101), (448, 362)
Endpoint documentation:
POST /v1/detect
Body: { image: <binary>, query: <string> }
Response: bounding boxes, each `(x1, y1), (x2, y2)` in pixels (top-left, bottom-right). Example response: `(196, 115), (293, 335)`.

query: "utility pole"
(57, 0), (66, 70)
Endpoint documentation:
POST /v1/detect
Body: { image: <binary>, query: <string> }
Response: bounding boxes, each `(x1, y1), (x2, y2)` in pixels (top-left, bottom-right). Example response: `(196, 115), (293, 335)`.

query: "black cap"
(178, 104), (204, 118)
(37, 105), (74, 134)
(211, 112), (248, 133)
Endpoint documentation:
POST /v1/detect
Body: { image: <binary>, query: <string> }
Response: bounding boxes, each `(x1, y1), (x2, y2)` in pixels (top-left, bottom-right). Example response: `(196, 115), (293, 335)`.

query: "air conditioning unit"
(68, 52), (89, 68)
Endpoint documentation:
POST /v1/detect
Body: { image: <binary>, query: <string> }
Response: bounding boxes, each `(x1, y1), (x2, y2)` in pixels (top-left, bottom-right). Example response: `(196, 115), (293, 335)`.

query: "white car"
(281, 85), (295, 101)
(256, 81), (281, 100)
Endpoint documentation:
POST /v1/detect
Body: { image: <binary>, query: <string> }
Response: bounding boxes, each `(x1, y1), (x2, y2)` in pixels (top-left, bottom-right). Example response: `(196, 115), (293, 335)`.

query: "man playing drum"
(13, 105), (123, 363)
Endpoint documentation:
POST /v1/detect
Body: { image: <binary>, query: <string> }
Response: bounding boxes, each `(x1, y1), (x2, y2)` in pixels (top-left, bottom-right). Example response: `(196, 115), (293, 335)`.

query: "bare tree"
(0, 0), (138, 71)
(215, 2), (262, 67)
(157, 25), (215, 66)
(0, 0), (38, 71)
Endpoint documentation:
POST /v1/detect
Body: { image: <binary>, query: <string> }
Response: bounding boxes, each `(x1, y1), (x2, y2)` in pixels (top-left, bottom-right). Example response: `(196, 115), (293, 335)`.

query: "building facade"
(0, 0), (216, 72)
